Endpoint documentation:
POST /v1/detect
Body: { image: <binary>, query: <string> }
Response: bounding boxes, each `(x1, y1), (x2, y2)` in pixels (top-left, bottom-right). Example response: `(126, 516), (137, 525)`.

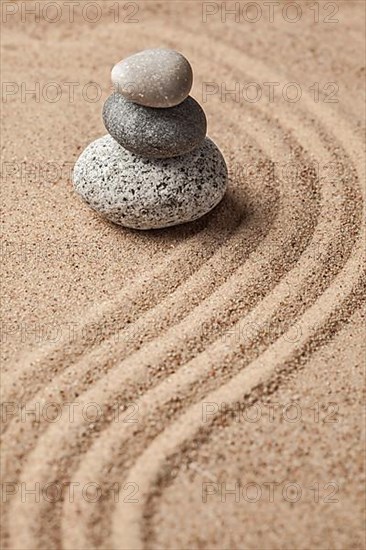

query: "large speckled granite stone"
(111, 48), (193, 108)
(102, 93), (207, 159)
(73, 134), (227, 230)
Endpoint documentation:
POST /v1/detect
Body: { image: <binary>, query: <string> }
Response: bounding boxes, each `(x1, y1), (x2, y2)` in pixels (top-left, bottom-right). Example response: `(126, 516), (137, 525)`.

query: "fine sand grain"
(1, 1), (365, 549)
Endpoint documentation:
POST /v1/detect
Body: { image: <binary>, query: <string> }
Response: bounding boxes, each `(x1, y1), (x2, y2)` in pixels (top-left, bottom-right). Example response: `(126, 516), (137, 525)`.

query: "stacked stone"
(73, 49), (227, 230)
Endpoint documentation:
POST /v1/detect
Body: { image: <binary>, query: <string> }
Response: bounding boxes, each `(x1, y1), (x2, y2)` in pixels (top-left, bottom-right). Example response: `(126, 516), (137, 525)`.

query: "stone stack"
(73, 49), (227, 230)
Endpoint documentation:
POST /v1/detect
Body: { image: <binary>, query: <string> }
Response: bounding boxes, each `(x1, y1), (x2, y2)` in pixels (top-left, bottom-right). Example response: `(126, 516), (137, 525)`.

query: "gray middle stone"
(102, 93), (207, 159)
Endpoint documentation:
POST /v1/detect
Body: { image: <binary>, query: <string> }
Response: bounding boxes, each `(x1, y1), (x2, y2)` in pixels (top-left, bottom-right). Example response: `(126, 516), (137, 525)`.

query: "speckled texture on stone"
(111, 48), (193, 108)
(73, 134), (228, 230)
(102, 93), (207, 159)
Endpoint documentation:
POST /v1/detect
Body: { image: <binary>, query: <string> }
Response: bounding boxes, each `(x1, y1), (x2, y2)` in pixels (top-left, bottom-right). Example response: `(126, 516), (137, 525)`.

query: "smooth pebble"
(111, 48), (193, 108)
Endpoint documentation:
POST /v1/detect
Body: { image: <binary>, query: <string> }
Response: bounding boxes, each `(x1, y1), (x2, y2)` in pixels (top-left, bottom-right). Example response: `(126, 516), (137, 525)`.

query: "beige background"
(1, 1), (365, 548)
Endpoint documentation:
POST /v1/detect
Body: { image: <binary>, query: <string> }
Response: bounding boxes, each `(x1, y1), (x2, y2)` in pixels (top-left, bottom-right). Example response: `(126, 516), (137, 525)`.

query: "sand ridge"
(1, 1), (365, 549)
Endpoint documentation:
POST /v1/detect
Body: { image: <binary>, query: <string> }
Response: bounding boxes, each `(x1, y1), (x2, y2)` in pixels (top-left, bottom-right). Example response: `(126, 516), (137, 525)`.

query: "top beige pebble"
(111, 48), (193, 108)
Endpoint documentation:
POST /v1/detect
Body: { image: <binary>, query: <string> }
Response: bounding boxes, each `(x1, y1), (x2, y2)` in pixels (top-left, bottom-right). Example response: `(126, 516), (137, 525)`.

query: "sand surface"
(1, 1), (365, 549)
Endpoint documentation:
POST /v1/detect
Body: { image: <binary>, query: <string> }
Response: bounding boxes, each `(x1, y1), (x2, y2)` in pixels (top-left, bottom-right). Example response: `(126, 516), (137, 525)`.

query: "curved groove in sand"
(3, 19), (365, 550)
(108, 31), (366, 545)
(4, 113), (305, 549)
(1, 197), (243, 408)
(59, 116), (362, 550)
(4, 92), (327, 546)
(96, 36), (365, 550)
(6, 90), (364, 550)
(112, 242), (365, 550)
(68, 181), (362, 549)
(60, 30), (364, 548)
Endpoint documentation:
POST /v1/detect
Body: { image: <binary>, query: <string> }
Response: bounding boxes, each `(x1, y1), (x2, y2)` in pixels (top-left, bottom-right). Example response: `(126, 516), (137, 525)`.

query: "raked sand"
(1, 1), (365, 549)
